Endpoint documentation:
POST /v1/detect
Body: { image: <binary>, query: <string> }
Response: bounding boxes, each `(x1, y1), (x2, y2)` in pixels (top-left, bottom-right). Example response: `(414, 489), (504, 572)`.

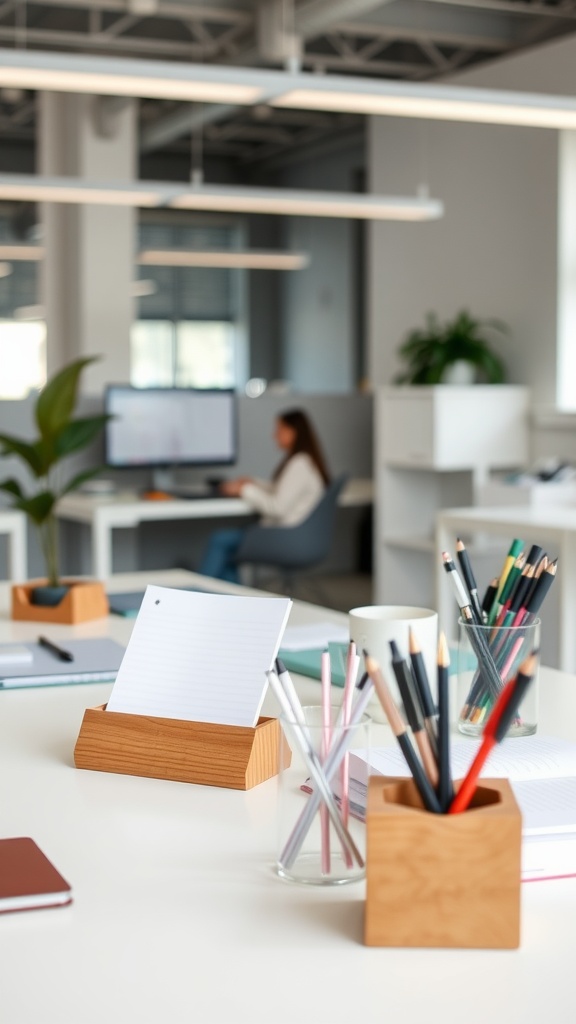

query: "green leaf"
(12, 491), (56, 526)
(53, 415), (110, 459)
(35, 357), (99, 440)
(0, 478), (25, 500)
(0, 433), (46, 477)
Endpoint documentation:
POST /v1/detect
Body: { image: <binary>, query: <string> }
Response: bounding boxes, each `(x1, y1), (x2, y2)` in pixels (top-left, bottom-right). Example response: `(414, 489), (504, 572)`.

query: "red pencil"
(449, 652), (538, 814)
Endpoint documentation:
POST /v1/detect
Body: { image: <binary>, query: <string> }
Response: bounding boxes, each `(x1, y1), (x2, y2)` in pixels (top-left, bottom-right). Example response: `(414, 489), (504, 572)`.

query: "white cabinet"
(375, 385), (530, 608)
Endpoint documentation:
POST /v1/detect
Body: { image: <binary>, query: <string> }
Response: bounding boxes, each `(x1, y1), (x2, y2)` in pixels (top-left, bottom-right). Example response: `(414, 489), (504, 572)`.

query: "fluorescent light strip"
(0, 244), (44, 260)
(139, 249), (310, 270)
(2, 49), (576, 129)
(170, 184), (443, 220)
(0, 243), (309, 268)
(273, 86), (576, 129)
(0, 50), (262, 104)
(0, 175), (444, 221)
(0, 175), (168, 206)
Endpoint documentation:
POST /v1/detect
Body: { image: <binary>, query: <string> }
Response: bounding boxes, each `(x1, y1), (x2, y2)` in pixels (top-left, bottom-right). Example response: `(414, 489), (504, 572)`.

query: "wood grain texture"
(11, 580), (109, 624)
(365, 776), (521, 949)
(74, 704), (290, 790)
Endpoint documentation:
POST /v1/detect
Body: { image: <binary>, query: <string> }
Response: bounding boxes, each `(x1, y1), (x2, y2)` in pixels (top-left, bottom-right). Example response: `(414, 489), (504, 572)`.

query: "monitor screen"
(104, 386), (237, 469)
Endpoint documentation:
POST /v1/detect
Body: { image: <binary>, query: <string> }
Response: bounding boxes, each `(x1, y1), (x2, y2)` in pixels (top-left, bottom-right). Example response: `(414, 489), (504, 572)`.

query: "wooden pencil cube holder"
(365, 776), (521, 949)
(74, 704), (291, 790)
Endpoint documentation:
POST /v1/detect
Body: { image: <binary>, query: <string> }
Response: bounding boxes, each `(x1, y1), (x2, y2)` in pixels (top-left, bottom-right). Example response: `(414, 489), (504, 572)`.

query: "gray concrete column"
(38, 92), (137, 392)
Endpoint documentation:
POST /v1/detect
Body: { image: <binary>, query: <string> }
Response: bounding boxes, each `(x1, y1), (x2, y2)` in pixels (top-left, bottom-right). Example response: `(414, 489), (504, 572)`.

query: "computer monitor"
(104, 386), (237, 470)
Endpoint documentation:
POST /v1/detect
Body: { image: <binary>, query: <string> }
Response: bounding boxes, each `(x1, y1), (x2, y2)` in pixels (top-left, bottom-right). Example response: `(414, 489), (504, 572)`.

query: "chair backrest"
(236, 473), (349, 571)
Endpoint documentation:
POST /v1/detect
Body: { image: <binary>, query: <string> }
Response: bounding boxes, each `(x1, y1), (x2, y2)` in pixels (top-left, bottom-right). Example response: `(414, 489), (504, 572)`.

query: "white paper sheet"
(347, 736), (576, 875)
(106, 585), (292, 727)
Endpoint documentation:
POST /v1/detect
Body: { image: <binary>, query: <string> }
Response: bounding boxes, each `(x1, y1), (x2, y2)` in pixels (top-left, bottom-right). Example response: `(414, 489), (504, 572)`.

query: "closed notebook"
(0, 637), (126, 688)
(0, 837), (72, 913)
(278, 642), (351, 687)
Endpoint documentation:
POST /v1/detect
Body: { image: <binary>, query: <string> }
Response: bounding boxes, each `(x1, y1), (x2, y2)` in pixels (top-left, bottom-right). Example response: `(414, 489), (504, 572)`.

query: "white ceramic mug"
(349, 605), (439, 716)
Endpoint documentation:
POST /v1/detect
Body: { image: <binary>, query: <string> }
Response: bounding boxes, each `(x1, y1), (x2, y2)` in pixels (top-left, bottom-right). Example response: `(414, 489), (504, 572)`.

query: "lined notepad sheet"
(106, 586), (292, 727)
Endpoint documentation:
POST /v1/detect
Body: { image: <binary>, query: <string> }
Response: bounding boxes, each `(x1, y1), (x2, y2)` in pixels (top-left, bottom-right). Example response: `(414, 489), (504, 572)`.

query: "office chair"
(235, 473), (349, 597)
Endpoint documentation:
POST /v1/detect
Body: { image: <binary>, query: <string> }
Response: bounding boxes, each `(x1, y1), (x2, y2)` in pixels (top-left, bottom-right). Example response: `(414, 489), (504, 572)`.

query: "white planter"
(441, 360), (476, 385)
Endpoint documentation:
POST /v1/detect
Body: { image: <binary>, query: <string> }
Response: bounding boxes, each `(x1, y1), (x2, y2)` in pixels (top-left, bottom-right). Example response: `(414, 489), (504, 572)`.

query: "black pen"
(38, 635), (74, 663)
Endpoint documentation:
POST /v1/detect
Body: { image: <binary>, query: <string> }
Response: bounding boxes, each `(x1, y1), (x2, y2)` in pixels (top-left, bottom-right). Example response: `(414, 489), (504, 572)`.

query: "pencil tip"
(275, 657), (286, 674)
(438, 632), (450, 667)
(357, 671), (369, 690)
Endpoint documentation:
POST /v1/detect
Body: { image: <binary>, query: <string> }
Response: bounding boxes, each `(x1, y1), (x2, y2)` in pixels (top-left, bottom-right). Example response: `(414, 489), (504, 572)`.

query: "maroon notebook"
(0, 838), (72, 914)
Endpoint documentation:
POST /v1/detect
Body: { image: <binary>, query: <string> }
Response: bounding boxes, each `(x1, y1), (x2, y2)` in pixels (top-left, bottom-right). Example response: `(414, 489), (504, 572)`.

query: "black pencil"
(389, 641), (439, 787)
(437, 632), (454, 811)
(408, 627), (439, 758)
(364, 653), (442, 814)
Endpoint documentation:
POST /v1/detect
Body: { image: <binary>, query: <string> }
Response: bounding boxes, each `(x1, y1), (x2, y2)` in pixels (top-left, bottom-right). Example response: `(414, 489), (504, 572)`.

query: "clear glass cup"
(275, 706), (370, 886)
(457, 617), (540, 737)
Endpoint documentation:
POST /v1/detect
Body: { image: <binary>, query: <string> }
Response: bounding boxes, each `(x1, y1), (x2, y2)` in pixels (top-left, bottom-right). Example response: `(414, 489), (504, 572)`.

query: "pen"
(449, 651), (537, 814)
(456, 538), (483, 624)
(277, 670), (373, 870)
(320, 649), (332, 875)
(38, 635), (74, 663)
(267, 667), (364, 870)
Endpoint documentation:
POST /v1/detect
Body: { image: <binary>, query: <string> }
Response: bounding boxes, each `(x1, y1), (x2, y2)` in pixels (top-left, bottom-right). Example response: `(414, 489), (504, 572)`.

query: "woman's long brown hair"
(272, 408), (331, 485)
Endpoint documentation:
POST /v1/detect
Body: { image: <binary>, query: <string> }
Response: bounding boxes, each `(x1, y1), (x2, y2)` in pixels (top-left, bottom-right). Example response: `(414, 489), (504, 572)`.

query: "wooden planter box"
(11, 579), (109, 624)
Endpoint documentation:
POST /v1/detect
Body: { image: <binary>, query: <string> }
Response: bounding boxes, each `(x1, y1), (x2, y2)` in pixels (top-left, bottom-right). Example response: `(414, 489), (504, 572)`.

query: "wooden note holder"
(74, 704), (290, 791)
(365, 776), (521, 949)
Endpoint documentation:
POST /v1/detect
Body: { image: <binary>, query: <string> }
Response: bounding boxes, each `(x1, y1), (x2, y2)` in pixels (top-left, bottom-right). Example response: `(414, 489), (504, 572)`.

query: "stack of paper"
(345, 736), (576, 882)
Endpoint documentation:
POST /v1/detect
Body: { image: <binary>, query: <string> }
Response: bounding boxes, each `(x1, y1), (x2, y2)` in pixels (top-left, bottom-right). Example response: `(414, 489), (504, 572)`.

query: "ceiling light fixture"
(0, 245), (43, 260)
(0, 50), (262, 104)
(0, 243), (310, 269)
(139, 249), (310, 270)
(0, 174), (444, 221)
(271, 81), (576, 130)
(2, 49), (576, 129)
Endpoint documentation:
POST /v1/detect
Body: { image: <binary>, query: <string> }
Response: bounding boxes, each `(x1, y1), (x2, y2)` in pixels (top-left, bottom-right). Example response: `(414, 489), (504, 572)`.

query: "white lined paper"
(106, 585), (292, 727)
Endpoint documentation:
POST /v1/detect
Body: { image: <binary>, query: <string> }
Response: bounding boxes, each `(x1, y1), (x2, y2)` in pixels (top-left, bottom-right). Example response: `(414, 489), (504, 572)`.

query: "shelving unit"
(374, 385), (530, 609)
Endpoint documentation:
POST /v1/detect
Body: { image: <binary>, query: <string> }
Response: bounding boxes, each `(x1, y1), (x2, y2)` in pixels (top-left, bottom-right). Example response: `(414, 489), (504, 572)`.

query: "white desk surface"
(0, 569), (575, 1024)
(56, 478), (373, 579)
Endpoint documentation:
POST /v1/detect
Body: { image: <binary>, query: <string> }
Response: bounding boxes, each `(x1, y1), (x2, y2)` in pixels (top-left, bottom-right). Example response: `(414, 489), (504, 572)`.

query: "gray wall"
(278, 143), (365, 392)
(367, 32), (576, 405)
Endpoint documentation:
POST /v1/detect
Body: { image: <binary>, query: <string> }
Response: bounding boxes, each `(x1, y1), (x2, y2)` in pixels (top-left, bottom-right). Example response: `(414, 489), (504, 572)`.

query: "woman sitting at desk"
(198, 408), (330, 583)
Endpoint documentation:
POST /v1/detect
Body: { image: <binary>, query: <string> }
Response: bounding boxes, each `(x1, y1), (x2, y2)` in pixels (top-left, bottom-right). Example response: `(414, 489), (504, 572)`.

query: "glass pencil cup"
(275, 706), (371, 886)
(456, 617), (540, 738)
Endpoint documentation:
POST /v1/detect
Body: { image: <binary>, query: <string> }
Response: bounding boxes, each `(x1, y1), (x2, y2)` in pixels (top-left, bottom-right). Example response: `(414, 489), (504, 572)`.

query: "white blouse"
(240, 452), (325, 527)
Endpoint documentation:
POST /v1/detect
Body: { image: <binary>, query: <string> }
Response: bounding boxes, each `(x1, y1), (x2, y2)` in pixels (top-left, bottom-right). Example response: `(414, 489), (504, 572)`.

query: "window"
(0, 211), (45, 399)
(131, 214), (247, 390)
(131, 320), (236, 389)
(0, 320), (46, 399)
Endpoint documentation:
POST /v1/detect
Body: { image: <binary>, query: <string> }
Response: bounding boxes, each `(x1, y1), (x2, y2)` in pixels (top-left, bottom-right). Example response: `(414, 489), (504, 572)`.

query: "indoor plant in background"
(0, 356), (110, 623)
(394, 310), (508, 385)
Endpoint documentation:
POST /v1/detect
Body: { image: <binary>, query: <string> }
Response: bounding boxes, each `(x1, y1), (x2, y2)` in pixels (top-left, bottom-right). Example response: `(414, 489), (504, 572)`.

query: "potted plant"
(0, 356), (110, 622)
(394, 310), (508, 385)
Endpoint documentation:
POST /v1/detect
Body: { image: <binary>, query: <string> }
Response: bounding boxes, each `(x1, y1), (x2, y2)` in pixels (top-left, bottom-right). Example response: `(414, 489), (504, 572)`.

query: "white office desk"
(0, 569), (575, 1024)
(57, 478), (373, 579)
(0, 508), (27, 581)
(436, 504), (576, 672)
